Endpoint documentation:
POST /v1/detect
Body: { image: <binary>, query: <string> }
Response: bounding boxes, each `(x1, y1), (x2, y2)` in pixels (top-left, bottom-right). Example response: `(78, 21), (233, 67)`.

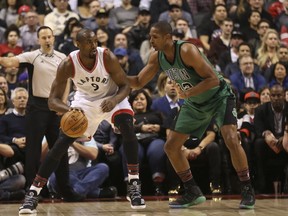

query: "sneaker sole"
(239, 204), (255, 209)
(169, 196), (206, 208)
(19, 208), (37, 214)
(126, 196), (146, 209)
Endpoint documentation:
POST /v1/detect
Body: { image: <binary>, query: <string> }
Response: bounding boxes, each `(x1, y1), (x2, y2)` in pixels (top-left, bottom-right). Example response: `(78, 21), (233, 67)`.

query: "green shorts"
(172, 96), (237, 138)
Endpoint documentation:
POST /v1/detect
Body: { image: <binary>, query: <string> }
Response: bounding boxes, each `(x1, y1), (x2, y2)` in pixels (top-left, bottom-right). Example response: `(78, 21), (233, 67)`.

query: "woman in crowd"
(120, 89), (167, 195)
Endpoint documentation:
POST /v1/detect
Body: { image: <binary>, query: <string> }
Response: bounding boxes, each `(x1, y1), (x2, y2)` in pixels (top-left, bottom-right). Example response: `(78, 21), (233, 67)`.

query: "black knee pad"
(114, 113), (134, 129)
(114, 113), (135, 136)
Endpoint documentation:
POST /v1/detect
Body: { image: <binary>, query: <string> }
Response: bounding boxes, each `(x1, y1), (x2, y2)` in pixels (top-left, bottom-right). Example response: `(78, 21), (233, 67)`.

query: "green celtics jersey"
(158, 40), (232, 104)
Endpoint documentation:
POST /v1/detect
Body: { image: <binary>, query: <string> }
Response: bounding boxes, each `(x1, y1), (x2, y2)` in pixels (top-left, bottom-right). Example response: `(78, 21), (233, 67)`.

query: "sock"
(30, 174), (48, 195)
(177, 169), (193, 183)
(237, 168), (251, 185)
(127, 163), (139, 182)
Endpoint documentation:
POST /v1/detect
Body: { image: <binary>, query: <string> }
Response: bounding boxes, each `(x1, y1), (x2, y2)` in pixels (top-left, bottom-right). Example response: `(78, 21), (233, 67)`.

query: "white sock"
(30, 186), (42, 195)
(128, 174), (139, 182)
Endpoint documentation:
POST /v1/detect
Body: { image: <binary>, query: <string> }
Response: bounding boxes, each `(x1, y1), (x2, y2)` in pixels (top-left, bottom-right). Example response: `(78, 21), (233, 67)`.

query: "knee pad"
(114, 113), (134, 130)
(114, 113), (135, 137)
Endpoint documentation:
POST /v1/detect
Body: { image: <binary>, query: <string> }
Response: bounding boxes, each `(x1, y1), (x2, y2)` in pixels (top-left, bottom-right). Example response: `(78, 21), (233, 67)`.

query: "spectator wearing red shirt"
(0, 25), (23, 57)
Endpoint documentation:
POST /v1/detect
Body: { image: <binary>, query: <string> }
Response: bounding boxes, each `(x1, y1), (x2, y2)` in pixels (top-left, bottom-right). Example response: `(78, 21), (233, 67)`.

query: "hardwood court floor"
(1, 195), (288, 216)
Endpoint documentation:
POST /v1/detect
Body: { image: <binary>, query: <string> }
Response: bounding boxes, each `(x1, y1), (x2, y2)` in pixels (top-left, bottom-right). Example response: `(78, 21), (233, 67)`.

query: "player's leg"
(114, 112), (146, 209)
(19, 132), (76, 214)
(219, 97), (255, 209)
(165, 130), (206, 208)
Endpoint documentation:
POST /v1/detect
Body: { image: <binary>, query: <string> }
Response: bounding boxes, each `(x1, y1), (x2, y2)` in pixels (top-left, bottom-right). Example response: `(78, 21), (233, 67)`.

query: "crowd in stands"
(1, 0), (288, 200)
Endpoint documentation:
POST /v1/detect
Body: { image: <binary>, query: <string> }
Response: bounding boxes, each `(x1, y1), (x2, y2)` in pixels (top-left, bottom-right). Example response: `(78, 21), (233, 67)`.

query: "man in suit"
(151, 72), (184, 118)
(254, 84), (288, 193)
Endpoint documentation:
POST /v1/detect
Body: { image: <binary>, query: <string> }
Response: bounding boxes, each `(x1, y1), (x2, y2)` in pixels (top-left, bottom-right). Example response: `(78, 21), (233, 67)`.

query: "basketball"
(60, 110), (88, 138)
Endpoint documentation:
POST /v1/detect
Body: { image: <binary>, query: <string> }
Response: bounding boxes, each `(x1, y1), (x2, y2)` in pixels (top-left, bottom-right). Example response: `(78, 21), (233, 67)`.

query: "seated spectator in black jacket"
(0, 87), (28, 200)
(254, 84), (288, 193)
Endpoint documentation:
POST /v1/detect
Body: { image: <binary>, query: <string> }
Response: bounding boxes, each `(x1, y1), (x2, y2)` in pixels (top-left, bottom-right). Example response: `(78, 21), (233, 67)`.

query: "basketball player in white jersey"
(0, 25), (84, 206)
(19, 28), (146, 214)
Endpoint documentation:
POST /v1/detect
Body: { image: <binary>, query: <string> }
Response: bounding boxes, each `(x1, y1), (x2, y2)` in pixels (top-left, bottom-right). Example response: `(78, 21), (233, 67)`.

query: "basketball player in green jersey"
(128, 21), (255, 209)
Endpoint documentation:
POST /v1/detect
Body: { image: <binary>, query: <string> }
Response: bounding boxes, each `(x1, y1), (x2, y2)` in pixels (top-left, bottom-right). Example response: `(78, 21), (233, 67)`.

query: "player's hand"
(101, 99), (117, 112)
(69, 107), (85, 114)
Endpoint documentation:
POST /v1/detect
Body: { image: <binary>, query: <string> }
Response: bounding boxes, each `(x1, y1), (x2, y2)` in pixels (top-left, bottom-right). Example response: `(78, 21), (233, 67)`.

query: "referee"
(0, 26), (83, 201)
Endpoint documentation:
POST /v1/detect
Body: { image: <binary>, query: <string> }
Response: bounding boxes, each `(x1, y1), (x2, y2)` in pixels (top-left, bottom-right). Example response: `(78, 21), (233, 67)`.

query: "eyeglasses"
(241, 62), (254, 65)
(259, 25), (269, 29)
(279, 52), (288, 54)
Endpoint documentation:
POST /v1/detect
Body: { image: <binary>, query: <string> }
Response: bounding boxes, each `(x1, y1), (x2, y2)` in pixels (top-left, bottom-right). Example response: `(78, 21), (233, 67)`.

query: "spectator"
(125, 7), (151, 50)
(44, 0), (79, 36)
(93, 120), (124, 195)
(223, 42), (260, 79)
(16, 5), (31, 28)
(248, 19), (271, 57)
(256, 28), (280, 72)
(158, 3), (194, 31)
(54, 17), (81, 51)
(58, 22), (83, 55)
(109, 0), (139, 32)
(278, 44), (288, 63)
(76, 0), (95, 21)
(229, 54), (266, 101)
(0, 76), (12, 105)
(268, 61), (288, 89)
(233, 0), (274, 30)
(47, 138), (118, 199)
(0, 0), (23, 28)
(0, 25), (23, 56)
(175, 18), (195, 39)
(0, 87), (28, 201)
(19, 11), (40, 52)
(95, 27), (112, 49)
(207, 18), (234, 66)
(254, 84), (288, 193)
(238, 91), (261, 182)
(151, 72), (184, 118)
(197, 4), (228, 51)
(81, 0), (101, 29)
(259, 86), (271, 104)
(149, 0), (192, 24)
(241, 10), (261, 42)
(0, 88), (10, 117)
(113, 33), (144, 75)
(274, 0), (288, 34)
(113, 47), (133, 75)
(120, 89), (167, 195)
(1, 52), (21, 92)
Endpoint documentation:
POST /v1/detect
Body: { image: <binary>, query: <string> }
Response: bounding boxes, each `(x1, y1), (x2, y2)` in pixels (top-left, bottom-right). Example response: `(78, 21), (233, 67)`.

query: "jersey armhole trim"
(68, 55), (75, 78)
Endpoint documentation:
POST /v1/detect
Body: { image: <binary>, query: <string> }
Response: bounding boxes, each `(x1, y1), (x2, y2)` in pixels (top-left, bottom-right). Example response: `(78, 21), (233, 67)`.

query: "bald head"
(76, 28), (95, 43)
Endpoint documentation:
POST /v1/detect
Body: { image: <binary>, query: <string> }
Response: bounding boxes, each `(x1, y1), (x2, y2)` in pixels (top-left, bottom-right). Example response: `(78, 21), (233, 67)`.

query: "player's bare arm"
(127, 51), (160, 89)
(0, 56), (20, 68)
(48, 57), (72, 114)
(100, 49), (130, 112)
(180, 43), (220, 98)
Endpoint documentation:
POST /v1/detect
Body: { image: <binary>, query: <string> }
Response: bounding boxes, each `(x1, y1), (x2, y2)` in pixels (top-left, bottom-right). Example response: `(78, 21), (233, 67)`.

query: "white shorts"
(71, 95), (133, 140)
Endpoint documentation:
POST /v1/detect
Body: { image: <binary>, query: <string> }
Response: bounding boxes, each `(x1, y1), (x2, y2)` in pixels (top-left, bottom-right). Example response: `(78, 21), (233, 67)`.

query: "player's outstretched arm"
(127, 51), (160, 89)
(48, 57), (72, 114)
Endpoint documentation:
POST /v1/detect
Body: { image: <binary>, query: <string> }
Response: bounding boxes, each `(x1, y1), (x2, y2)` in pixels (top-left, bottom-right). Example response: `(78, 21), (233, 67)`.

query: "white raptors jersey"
(69, 47), (118, 101)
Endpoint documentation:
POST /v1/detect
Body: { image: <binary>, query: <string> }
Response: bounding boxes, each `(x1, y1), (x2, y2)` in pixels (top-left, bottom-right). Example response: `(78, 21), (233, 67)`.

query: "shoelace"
(241, 186), (253, 201)
(128, 184), (142, 200)
(22, 194), (38, 207)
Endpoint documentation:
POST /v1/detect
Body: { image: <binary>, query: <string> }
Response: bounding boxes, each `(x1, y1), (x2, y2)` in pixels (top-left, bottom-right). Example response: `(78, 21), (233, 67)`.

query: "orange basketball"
(60, 110), (88, 138)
